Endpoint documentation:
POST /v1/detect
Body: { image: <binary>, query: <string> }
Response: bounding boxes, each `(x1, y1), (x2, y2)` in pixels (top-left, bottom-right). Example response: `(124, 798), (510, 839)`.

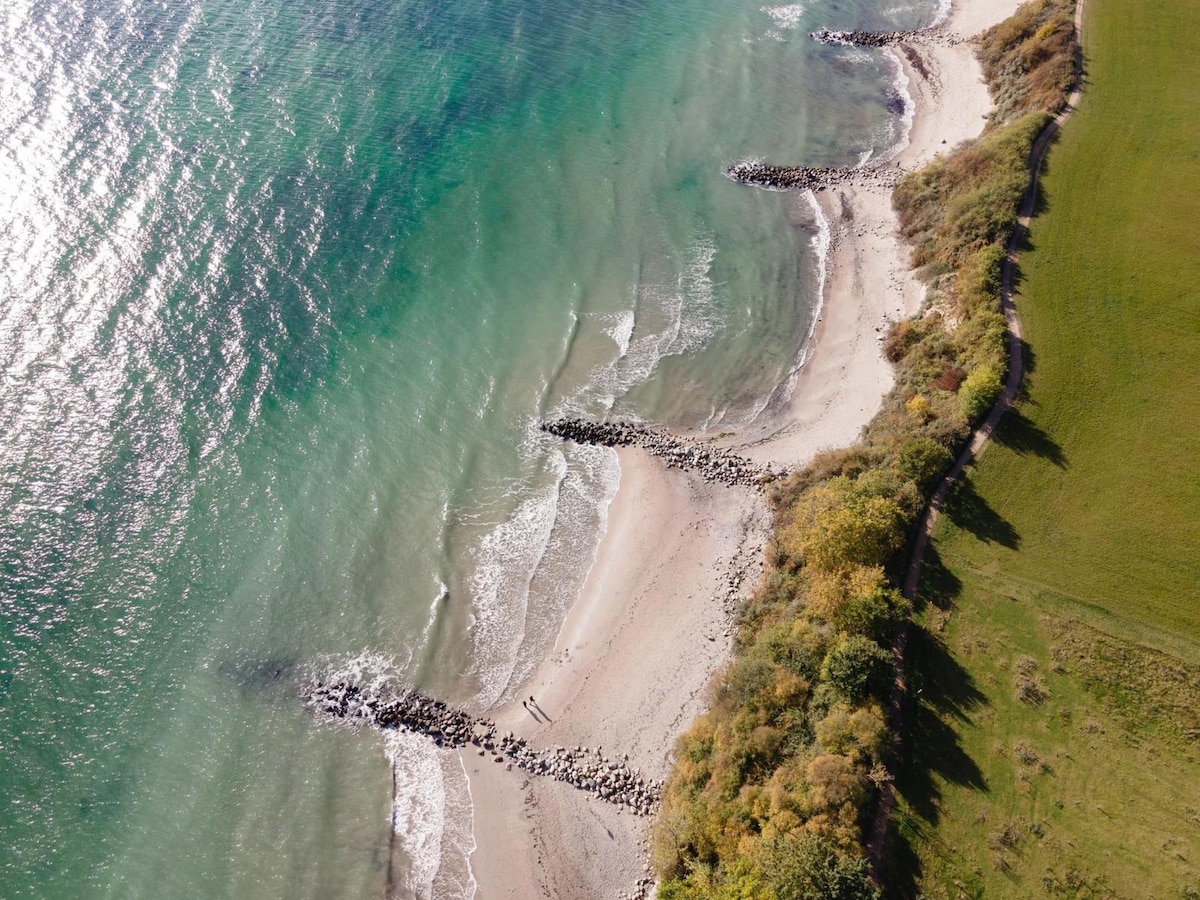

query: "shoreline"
(456, 0), (1021, 896)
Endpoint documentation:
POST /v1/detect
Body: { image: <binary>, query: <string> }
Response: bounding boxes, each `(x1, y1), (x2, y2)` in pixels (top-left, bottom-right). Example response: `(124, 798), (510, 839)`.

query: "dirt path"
(867, 0), (1087, 879)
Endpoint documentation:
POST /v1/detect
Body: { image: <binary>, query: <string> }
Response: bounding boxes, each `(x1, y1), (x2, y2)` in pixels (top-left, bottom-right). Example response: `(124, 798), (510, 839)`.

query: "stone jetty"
(810, 27), (926, 47)
(540, 418), (781, 488)
(303, 680), (663, 817)
(725, 161), (850, 192)
(724, 160), (906, 193)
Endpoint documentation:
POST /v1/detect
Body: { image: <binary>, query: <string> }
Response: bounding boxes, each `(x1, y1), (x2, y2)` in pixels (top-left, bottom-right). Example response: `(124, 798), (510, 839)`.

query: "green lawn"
(937, 0), (1200, 645)
(888, 0), (1200, 892)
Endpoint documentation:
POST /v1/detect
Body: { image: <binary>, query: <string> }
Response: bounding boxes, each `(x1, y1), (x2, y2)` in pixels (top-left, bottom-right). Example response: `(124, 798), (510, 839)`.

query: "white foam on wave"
(876, 47), (916, 163)
(768, 189), (831, 411)
(600, 308), (635, 357)
(465, 422), (621, 705)
(466, 449), (566, 708)
(831, 44), (915, 165)
(464, 236), (720, 709)
(384, 730), (447, 897)
(438, 750), (479, 899)
(580, 236), (722, 411)
(310, 650), (476, 898)
(311, 650), (407, 699)
(761, 3), (807, 30)
(382, 727), (479, 900)
(931, 0), (952, 27)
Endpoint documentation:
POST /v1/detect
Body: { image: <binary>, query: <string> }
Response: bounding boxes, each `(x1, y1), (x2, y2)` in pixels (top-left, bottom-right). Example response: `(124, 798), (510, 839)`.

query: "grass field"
(887, 0), (1200, 893)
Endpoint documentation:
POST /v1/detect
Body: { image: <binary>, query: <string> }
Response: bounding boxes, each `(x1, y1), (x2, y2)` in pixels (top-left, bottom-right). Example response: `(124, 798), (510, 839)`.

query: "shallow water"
(0, 0), (937, 895)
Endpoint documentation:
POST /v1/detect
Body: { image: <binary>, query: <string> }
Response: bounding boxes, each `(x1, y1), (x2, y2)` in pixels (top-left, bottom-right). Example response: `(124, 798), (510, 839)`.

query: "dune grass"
(890, 0), (1200, 892)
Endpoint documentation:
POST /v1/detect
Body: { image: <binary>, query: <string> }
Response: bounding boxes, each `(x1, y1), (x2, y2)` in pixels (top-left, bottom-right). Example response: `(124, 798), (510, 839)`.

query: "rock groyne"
(541, 418), (781, 488)
(724, 160), (906, 192)
(810, 28), (928, 47)
(725, 161), (850, 192)
(303, 680), (662, 817)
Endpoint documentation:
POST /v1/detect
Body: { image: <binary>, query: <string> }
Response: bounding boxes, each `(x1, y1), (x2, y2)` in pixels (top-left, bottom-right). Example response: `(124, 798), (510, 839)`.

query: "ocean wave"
(465, 423), (619, 700)
(829, 45), (914, 167)
(875, 47), (915, 163)
(436, 751), (478, 899)
(761, 3), (807, 30)
(384, 730), (447, 898)
(382, 727), (479, 900)
(464, 239), (722, 710)
(466, 450), (565, 707)
(764, 189), (831, 413)
(600, 308), (635, 357)
(310, 650), (408, 698)
(576, 236), (722, 411)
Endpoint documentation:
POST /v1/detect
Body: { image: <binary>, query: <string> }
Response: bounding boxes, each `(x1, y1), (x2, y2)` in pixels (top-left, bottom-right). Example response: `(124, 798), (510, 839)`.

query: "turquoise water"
(0, 0), (937, 895)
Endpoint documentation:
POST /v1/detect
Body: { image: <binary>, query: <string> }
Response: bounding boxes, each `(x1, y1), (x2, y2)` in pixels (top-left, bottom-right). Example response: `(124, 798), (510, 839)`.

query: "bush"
(978, 0), (1077, 123)
(780, 476), (910, 574)
(759, 833), (880, 900)
(897, 435), (954, 489)
(815, 703), (888, 763)
(833, 583), (913, 643)
(959, 364), (1004, 422)
(822, 636), (894, 703)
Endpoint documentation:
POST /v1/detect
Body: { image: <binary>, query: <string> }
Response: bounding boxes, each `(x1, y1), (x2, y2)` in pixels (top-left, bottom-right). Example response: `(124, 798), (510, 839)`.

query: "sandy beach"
(458, 0), (1021, 896)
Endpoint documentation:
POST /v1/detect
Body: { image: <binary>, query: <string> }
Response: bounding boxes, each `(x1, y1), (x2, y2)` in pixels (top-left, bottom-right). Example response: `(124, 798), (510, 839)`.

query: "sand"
(457, 0), (1022, 896)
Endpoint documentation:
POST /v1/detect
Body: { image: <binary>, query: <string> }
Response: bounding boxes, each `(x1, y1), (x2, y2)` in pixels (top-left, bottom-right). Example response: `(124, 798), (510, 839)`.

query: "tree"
(897, 436), (953, 489)
(759, 832), (880, 900)
(804, 496), (906, 573)
(821, 636), (893, 704)
(958, 363), (1003, 422)
(832, 583), (912, 644)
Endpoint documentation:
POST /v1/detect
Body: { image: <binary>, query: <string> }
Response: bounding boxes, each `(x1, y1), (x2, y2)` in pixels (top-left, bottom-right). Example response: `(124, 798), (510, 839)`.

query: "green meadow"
(889, 0), (1200, 893)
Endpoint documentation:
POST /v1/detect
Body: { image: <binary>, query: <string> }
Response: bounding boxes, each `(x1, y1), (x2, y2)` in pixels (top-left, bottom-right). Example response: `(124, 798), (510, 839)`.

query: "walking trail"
(867, 0), (1087, 877)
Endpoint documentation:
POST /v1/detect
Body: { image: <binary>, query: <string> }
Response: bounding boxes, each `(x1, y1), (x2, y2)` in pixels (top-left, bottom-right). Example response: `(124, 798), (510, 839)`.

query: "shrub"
(978, 0), (1077, 123)
(822, 636), (894, 703)
(759, 833), (880, 900)
(1015, 673), (1050, 705)
(959, 363), (1004, 422)
(815, 703), (889, 763)
(897, 436), (954, 489)
(833, 583), (913, 643)
(905, 393), (931, 420)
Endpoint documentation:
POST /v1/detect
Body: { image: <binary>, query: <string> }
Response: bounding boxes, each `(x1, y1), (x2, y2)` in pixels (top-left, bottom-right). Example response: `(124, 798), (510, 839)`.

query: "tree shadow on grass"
(944, 477), (1021, 549)
(1013, 337), (1037, 402)
(886, 625), (990, 897)
(993, 408), (1068, 468)
(915, 544), (962, 613)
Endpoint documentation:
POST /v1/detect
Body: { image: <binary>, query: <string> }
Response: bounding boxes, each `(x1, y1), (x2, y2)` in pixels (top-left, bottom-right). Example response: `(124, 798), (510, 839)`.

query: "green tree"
(897, 436), (953, 489)
(760, 833), (880, 900)
(958, 363), (1004, 422)
(832, 584), (912, 644)
(821, 636), (894, 703)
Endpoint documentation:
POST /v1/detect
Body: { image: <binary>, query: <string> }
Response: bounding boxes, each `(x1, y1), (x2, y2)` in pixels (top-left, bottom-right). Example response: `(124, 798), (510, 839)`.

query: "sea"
(0, 0), (943, 895)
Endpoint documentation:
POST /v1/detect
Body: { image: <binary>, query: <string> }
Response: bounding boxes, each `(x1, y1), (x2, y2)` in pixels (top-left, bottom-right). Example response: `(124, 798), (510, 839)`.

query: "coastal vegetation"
(889, 0), (1200, 891)
(652, 0), (1080, 895)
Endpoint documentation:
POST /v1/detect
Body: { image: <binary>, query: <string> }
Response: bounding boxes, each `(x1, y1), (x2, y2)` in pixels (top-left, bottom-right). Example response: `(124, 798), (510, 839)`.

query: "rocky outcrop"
(303, 680), (662, 817)
(540, 418), (781, 488)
